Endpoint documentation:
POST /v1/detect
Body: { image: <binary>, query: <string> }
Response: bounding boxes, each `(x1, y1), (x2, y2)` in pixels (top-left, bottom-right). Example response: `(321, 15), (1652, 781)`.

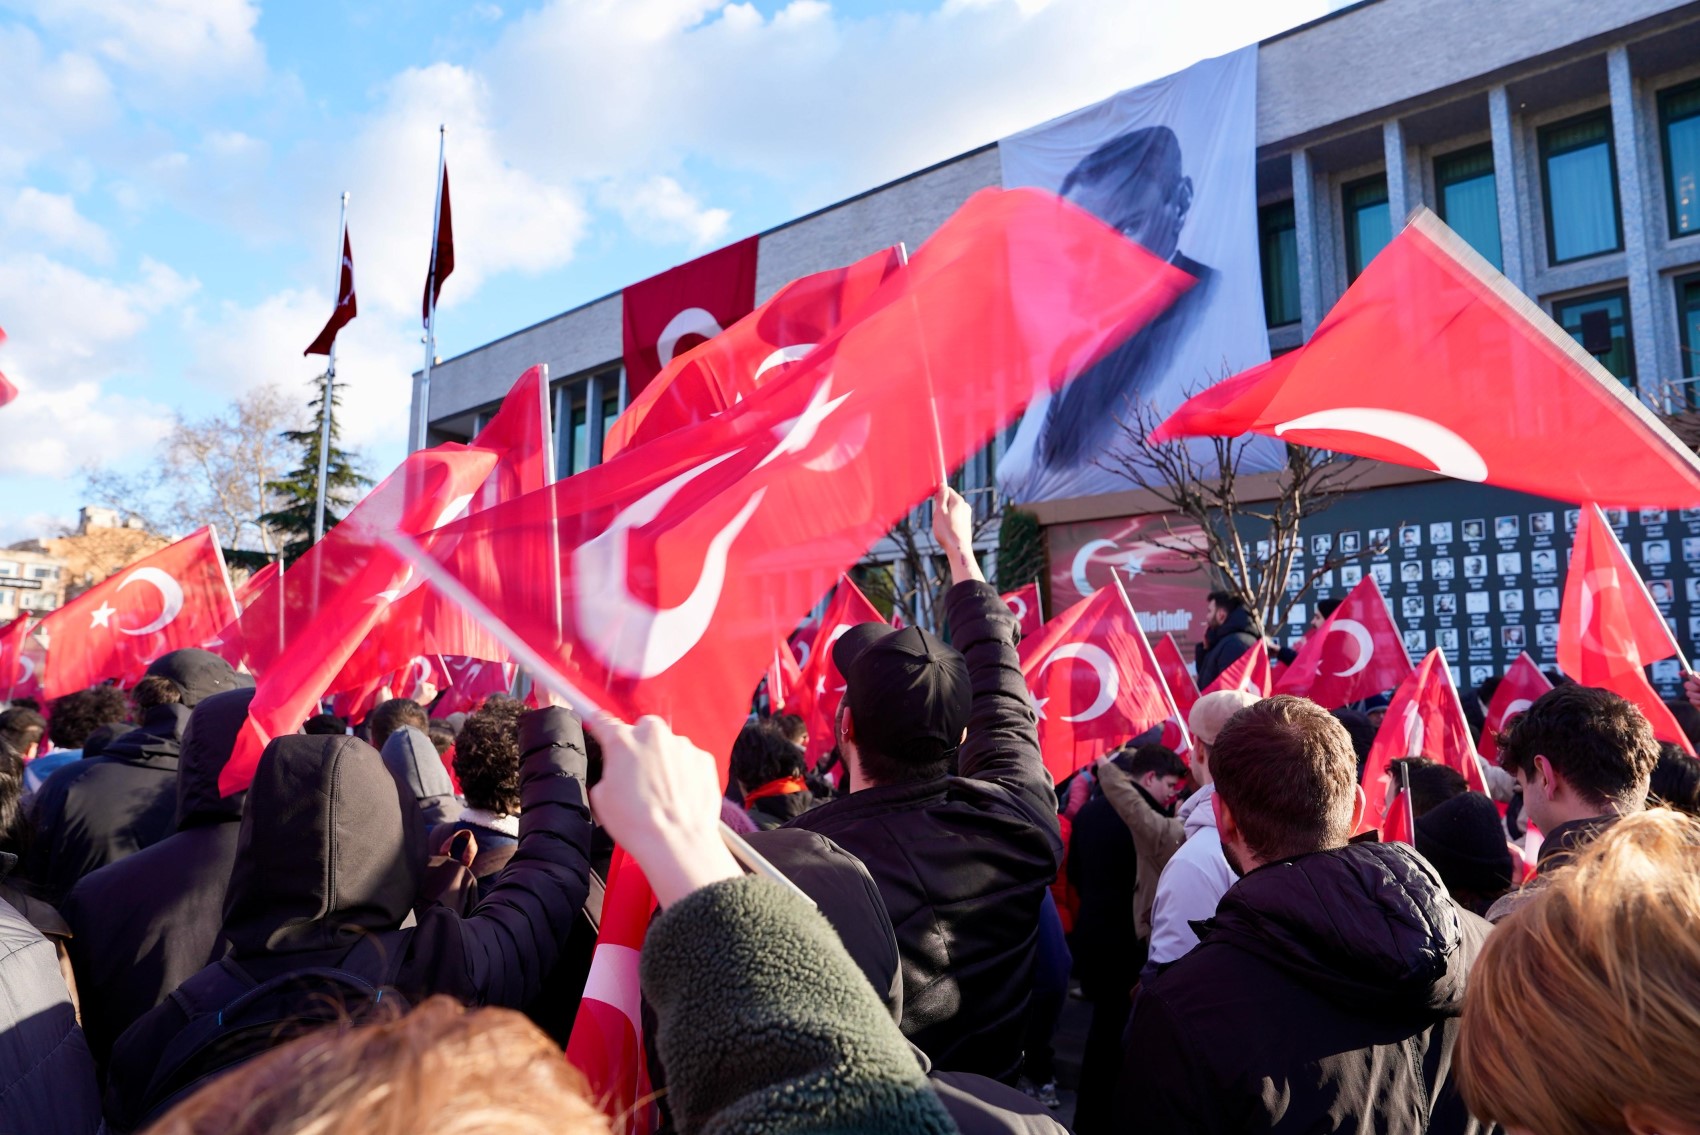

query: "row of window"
(1260, 78), (1700, 329)
(0, 563), (58, 580)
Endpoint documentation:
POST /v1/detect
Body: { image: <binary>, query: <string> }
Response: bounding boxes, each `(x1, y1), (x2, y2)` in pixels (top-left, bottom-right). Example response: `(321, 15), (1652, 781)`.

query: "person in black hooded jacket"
(59, 686), (256, 1071)
(101, 707), (594, 1132)
(1114, 696), (1492, 1133)
(1192, 591), (1261, 690)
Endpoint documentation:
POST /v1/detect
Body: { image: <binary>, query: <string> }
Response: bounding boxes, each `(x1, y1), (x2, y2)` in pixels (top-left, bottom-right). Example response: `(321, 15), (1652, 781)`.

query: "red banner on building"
(621, 236), (759, 398)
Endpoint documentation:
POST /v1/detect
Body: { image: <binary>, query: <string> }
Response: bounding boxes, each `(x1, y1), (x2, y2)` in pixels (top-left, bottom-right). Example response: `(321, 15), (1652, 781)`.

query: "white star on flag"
(90, 602), (117, 629)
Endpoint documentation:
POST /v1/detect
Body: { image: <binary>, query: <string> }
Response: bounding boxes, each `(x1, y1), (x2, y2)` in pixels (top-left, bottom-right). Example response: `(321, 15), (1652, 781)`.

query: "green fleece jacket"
(641, 875), (960, 1135)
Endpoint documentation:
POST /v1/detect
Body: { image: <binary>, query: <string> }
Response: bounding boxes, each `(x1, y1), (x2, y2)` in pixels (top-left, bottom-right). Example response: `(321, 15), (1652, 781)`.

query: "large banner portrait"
(996, 46), (1272, 504)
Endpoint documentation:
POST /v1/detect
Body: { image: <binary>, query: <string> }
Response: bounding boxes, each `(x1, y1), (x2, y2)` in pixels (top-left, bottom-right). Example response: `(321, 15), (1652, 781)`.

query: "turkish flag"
(1479, 652), (1553, 764)
(469, 365), (554, 510)
(36, 527), (239, 700)
(1203, 638), (1272, 697)
(224, 443), (499, 795)
(403, 187), (1193, 772)
(766, 637), (804, 715)
(0, 617), (33, 701)
(792, 576), (886, 769)
(432, 655), (516, 718)
(232, 561), (280, 612)
(305, 229), (356, 356)
(621, 236), (760, 398)
(1558, 504), (1694, 754)
(1001, 582), (1044, 640)
(1154, 632), (1199, 717)
(0, 326), (19, 409)
(607, 247), (901, 458)
(1382, 786), (1416, 846)
(1274, 575), (1412, 709)
(1151, 209), (1700, 507)
(1020, 587), (1183, 780)
(1360, 649), (1485, 833)
(423, 163), (454, 325)
(8, 620), (45, 702)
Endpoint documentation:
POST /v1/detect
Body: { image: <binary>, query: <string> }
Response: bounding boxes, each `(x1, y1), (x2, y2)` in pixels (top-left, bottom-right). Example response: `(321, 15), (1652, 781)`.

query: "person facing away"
(102, 708), (595, 1132)
(22, 685), (129, 795)
(1456, 809), (1700, 1135)
(732, 718), (816, 830)
(428, 695), (528, 881)
(380, 724), (460, 832)
(1092, 742), (1189, 946)
(1193, 590), (1262, 689)
(366, 696), (429, 755)
(59, 687), (256, 1070)
(1486, 684), (1658, 922)
(31, 649), (251, 903)
(1115, 695), (1493, 1134)
(784, 486), (1063, 1083)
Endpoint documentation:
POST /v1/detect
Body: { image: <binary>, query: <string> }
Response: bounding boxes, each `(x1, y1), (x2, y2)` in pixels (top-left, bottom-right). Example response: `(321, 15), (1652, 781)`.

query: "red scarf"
(743, 775), (808, 805)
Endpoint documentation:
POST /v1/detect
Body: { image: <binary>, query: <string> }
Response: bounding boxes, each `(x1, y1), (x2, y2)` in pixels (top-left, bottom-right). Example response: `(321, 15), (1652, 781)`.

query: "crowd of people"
(0, 491), (1697, 1135)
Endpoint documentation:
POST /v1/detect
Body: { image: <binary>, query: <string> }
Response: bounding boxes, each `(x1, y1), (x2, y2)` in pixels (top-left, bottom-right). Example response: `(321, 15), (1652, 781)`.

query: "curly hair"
(454, 695), (525, 815)
(49, 685), (132, 749)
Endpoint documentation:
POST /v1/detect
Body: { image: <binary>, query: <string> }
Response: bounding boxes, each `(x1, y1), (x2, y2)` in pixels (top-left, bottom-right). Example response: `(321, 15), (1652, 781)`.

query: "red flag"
(224, 444), (499, 795)
(9, 621), (45, 703)
(1360, 649), (1485, 833)
(432, 655), (516, 717)
(35, 528), (238, 700)
(1274, 575), (1412, 709)
(766, 638), (804, 715)
(1203, 638), (1272, 697)
(1154, 632), (1199, 717)
(1019, 587), (1179, 780)
(1000, 582), (1044, 640)
(423, 163), (454, 325)
(0, 326), (19, 409)
(792, 577), (886, 769)
(607, 247), (902, 459)
(232, 561), (280, 612)
(401, 187), (1192, 771)
(565, 848), (657, 1135)
(469, 365), (554, 510)
(305, 229), (356, 356)
(1478, 652), (1553, 764)
(621, 236), (759, 398)
(1151, 209), (1700, 507)
(1558, 504), (1694, 754)
(1382, 785), (1416, 846)
(0, 617), (33, 700)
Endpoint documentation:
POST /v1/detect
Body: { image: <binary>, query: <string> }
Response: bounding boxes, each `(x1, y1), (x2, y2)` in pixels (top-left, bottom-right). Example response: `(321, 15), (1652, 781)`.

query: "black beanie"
(1414, 792), (1513, 897)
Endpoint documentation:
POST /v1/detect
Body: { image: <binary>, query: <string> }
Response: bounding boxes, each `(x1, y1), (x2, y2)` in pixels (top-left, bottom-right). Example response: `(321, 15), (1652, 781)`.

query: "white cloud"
(1, 187), (113, 262)
(0, 380), (171, 476)
(0, 25), (115, 177)
(12, 0), (265, 94)
(604, 174), (731, 247)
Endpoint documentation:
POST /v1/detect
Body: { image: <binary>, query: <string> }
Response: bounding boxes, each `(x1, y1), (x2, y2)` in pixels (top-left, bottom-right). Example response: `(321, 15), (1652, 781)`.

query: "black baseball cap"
(833, 623), (971, 763)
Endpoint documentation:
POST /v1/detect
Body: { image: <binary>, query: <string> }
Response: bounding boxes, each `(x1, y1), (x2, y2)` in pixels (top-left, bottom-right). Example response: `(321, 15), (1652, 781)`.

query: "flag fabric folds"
(1273, 575), (1412, 709)
(1382, 783), (1416, 846)
(1000, 583), (1044, 641)
(1202, 637), (1271, 697)
(1151, 208), (1700, 507)
(786, 576), (885, 770)
(1558, 504), (1695, 754)
(0, 616), (35, 701)
(35, 527), (238, 700)
(406, 187), (1193, 771)
(305, 229), (357, 357)
(620, 236), (760, 399)
(423, 163), (455, 326)
(1478, 652), (1553, 765)
(1359, 648), (1484, 834)
(1154, 633), (1199, 717)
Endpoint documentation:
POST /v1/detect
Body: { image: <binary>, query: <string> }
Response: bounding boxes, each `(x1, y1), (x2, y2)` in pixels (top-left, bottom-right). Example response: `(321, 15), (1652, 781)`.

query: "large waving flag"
(606, 247), (902, 458)
(1478, 653), (1553, 765)
(35, 527), (239, 700)
(1360, 648), (1484, 834)
(1559, 504), (1694, 754)
(1151, 209), (1700, 507)
(393, 187), (1193, 769)
(1273, 575), (1412, 709)
(621, 237), (760, 398)
(792, 576), (886, 768)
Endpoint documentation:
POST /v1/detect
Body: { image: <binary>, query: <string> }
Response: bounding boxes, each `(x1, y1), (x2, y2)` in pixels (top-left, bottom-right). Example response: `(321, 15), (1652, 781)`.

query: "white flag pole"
(313, 191), (348, 545)
(417, 125), (446, 454)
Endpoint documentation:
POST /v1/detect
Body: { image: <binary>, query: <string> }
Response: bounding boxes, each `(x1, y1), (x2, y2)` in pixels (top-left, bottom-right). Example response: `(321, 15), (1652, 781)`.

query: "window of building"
(27, 566), (55, 580)
(1435, 145), (1502, 268)
(0, 562), (16, 578)
(1677, 274), (1700, 386)
(0, 590), (13, 609)
(1259, 200), (1301, 327)
(568, 395), (590, 477)
(1539, 111), (1622, 264)
(1342, 175), (1391, 281)
(1660, 80), (1700, 239)
(1554, 289), (1635, 385)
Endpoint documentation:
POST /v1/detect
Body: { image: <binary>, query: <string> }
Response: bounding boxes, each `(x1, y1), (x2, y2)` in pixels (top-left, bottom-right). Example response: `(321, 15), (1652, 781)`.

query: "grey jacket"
(0, 896), (103, 1135)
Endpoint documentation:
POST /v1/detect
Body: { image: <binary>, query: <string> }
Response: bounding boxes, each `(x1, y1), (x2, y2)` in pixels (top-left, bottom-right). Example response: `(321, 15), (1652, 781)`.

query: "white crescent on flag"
(1037, 642), (1119, 723)
(1328, 619), (1375, 677)
(116, 568), (185, 637)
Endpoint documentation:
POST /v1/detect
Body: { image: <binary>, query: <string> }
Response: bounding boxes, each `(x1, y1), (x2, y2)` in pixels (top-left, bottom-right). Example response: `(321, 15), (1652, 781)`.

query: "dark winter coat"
(102, 709), (593, 1131)
(60, 687), (254, 1071)
(1066, 779), (1142, 997)
(28, 702), (192, 903)
(0, 895), (103, 1135)
(1193, 605), (1261, 690)
(746, 787), (817, 830)
(1114, 840), (1493, 1134)
(786, 580), (1063, 1082)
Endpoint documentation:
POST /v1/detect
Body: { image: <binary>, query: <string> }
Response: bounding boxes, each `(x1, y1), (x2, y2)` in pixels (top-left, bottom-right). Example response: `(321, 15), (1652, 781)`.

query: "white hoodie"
(1146, 782), (1238, 966)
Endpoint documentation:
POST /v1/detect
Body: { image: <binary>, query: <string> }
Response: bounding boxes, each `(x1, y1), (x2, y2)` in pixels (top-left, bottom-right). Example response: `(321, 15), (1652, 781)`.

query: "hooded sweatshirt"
(60, 688), (255, 1071)
(1115, 840), (1492, 1134)
(103, 712), (593, 1132)
(380, 724), (460, 833)
(1145, 783), (1235, 967)
(27, 701), (192, 903)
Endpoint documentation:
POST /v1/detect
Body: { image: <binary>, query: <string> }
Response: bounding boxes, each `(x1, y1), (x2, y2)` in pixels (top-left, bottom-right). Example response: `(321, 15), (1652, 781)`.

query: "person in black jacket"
(786, 486), (1063, 1083)
(732, 719), (816, 830)
(1193, 590), (1261, 689)
(1115, 695), (1492, 1133)
(102, 707), (594, 1131)
(59, 686), (255, 1071)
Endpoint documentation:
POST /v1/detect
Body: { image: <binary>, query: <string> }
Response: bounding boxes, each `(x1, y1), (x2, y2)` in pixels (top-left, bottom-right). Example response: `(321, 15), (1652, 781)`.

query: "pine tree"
(261, 374), (371, 564)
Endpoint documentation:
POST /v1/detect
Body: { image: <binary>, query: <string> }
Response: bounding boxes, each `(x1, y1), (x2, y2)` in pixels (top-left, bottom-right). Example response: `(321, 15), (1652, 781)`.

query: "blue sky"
(0, 0), (1329, 541)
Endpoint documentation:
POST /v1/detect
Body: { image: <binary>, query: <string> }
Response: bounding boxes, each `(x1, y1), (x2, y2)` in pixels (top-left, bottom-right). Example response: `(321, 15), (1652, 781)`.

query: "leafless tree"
(875, 485), (1007, 633)
(84, 385), (302, 553)
(1097, 395), (1380, 629)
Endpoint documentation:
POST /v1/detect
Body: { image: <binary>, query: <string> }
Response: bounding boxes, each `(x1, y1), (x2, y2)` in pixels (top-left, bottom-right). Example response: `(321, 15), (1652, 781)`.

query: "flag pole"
(1111, 572), (1193, 752)
(417, 125), (445, 454)
(539, 364), (564, 643)
(314, 191), (348, 545)
(894, 243), (950, 489)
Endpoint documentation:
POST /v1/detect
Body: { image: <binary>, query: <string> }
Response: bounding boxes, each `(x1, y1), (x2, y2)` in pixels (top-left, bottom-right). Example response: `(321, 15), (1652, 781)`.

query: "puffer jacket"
(1115, 840), (1492, 1133)
(1193, 606), (1261, 689)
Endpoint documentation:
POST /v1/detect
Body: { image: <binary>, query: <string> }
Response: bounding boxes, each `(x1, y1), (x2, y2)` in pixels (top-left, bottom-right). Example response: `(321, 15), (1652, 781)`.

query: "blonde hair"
(145, 996), (611, 1135)
(1456, 809), (1700, 1135)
